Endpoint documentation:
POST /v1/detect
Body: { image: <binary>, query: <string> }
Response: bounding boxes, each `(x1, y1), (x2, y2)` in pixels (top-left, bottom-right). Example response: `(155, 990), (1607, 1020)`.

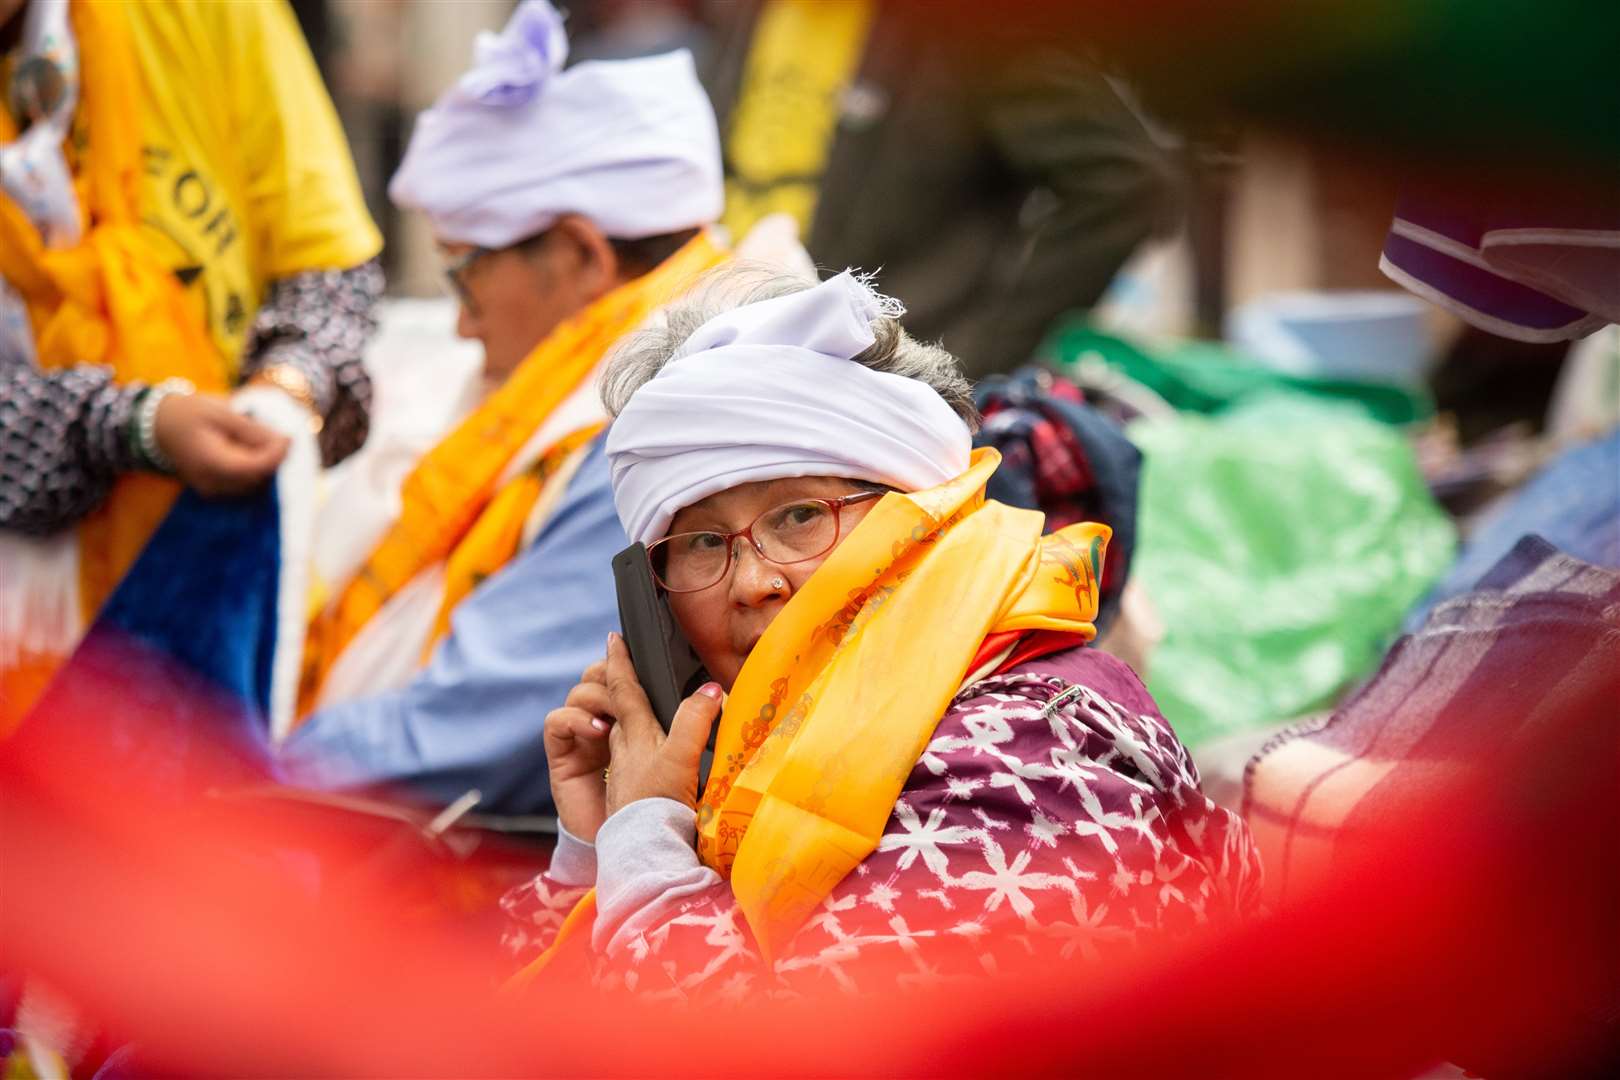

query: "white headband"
(605, 273), (973, 545)
(388, 1), (722, 246)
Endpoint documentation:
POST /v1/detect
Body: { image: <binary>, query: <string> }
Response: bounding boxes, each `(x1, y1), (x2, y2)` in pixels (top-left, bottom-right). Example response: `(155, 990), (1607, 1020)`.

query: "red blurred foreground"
(2, 641), (1616, 1078)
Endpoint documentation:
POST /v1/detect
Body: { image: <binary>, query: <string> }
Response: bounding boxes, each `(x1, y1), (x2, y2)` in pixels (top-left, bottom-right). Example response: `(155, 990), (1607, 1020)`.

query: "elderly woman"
(502, 267), (1260, 995)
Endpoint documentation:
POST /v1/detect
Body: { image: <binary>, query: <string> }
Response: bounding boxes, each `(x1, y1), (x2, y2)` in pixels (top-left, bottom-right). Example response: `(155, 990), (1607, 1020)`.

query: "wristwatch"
(249, 364), (324, 433)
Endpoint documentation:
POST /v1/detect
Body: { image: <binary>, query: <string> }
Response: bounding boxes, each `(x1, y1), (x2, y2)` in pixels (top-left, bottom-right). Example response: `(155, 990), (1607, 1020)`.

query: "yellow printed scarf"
(0, 1), (227, 725)
(298, 232), (729, 715)
(520, 447), (1107, 978)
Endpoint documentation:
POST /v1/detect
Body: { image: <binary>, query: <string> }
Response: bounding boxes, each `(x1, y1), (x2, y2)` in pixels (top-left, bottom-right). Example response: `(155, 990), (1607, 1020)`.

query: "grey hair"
(599, 262), (980, 430)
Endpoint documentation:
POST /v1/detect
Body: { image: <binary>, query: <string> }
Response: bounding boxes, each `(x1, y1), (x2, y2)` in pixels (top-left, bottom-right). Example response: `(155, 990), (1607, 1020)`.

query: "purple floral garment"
(502, 647), (1263, 998)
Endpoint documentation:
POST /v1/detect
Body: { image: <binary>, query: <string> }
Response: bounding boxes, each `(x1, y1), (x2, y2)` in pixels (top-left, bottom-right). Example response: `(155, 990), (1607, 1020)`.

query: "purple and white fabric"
(1380, 191), (1620, 343)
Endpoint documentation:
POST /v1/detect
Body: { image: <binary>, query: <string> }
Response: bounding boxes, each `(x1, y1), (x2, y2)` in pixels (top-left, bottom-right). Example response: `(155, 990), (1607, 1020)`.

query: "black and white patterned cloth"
(0, 259), (382, 536)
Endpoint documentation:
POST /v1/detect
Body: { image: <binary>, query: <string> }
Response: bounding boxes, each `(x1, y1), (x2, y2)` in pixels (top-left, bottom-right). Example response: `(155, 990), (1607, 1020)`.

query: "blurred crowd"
(1, 0), (1616, 1075)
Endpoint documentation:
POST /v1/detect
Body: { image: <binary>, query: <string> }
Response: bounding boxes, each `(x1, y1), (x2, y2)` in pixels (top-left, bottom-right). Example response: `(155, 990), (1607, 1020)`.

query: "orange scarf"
(298, 232), (729, 715)
(0, 1), (227, 724)
(423, 423), (604, 655)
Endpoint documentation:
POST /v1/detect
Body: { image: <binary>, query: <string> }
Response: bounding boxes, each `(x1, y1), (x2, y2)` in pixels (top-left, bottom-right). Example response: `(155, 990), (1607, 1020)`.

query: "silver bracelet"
(135, 377), (196, 475)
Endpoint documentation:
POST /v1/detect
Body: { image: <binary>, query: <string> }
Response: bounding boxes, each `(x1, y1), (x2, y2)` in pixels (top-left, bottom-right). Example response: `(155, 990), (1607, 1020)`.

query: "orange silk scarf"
(698, 448), (1106, 957)
(0, 0), (230, 605)
(298, 232), (728, 715)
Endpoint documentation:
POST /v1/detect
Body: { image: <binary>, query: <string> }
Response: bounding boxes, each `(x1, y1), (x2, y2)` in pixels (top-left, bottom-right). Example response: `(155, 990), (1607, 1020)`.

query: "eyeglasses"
(648, 491), (883, 593)
(442, 246), (494, 311)
(440, 230), (552, 312)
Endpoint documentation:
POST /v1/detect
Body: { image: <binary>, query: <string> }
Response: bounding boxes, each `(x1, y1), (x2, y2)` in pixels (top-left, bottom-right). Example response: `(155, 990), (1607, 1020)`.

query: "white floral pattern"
(503, 651), (1262, 998)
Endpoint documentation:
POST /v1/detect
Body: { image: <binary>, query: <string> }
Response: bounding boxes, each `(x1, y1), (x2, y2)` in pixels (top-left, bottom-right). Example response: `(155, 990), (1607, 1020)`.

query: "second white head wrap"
(388, 0), (722, 247)
(606, 273), (974, 545)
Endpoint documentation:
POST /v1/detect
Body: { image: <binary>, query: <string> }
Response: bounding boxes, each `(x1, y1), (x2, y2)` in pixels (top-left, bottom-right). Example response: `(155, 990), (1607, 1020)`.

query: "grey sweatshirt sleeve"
(546, 819), (599, 888)
(591, 797), (725, 955)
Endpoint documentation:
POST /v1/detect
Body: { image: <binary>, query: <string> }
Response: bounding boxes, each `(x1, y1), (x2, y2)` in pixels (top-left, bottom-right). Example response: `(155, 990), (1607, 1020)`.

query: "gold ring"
(603, 768), (611, 781)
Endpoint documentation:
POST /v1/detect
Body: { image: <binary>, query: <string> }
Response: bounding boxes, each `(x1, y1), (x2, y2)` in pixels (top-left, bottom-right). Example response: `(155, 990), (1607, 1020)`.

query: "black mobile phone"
(610, 542), (707, 733)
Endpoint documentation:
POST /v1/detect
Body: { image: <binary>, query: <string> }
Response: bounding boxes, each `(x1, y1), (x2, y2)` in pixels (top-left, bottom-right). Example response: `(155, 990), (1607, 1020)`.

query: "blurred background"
(308, 0), (1429, 324)
(296, 0), (1619, 768)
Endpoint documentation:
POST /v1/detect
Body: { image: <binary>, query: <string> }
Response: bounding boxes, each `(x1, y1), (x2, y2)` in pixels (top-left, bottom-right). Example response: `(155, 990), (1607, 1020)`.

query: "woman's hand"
(543, 659), (616, 843)
(154, 392), (289, 495)
(603, 632), (723, 819)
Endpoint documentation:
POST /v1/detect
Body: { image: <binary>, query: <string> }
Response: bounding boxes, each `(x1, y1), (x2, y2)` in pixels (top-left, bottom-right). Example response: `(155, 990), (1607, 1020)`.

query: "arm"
(0, 363), (142, 535)
(240, 259), (384, 466)
(280, 440), (628, 816)
(968, 44), (1179, 374)
(208, 0), (381, 465)
(1, 361), (298, 533)
(573, 671), (1260, 998)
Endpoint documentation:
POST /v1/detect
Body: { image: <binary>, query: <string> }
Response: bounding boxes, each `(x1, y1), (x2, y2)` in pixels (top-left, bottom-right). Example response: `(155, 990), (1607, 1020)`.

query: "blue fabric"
(1404, 428), (1620, 632)
(24, 489), (284, 784)
(96, 488), (283, 719)
(281, 435), (628, 817)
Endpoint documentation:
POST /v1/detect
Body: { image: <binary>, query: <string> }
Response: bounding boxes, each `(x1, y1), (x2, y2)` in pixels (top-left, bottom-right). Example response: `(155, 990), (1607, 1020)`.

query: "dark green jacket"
(702, 1), (1178, 377)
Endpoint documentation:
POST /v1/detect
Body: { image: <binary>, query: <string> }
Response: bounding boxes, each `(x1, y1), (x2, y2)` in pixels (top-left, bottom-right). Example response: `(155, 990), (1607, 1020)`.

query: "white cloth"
(231, 386), (322, 742)
(606, 272), (973, 545)
(311, 299), (484, 599)
(387, 0), (722, 246)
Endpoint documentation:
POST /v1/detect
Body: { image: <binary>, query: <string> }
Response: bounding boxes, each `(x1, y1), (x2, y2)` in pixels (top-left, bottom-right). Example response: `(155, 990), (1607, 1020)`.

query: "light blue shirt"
(280, 436), (626, 816)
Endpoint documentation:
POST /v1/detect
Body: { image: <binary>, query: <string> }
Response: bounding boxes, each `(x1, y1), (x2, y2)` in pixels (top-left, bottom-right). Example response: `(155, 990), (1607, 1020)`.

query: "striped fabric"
(1243, 534), (1620, 905)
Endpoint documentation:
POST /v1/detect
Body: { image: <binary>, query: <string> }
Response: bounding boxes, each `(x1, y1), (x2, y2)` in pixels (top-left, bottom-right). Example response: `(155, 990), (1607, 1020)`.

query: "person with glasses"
(280, 0), (728, 818)
(502, 266), (1260, 996)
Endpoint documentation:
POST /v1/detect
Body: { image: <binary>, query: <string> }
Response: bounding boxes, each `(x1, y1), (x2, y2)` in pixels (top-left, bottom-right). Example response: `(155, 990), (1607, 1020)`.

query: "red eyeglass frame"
(648, 490), (883, 593)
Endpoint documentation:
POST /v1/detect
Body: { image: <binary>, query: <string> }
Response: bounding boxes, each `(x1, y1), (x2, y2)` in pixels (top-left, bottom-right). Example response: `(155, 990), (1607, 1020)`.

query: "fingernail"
(606, 631), (620, 649)
(696, 681), (723, 701)
(590, 717), (610, 732)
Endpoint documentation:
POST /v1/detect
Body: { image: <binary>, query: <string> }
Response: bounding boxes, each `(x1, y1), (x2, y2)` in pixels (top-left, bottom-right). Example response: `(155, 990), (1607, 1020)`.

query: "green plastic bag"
(1047, 324), (1435, 426)
(1128, 397), (1455, 746)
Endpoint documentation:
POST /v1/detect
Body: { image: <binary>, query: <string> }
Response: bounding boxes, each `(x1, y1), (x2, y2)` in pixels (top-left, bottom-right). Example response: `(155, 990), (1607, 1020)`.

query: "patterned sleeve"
(499, 822), (599, 964)
(240, 258), (384, 467)
(0, 361), (144, 535)
(500, 872), (594, 966)
(542, 671), (1262, 1000)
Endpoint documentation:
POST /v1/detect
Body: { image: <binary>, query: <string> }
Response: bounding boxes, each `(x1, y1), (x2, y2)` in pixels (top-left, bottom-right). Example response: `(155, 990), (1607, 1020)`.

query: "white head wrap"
(606, 273), (974, 545)
(388, 0), (722, 246)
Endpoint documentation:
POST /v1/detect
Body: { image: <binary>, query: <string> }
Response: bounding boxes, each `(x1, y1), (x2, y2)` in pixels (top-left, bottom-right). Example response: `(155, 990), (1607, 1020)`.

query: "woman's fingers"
(563, 679), (614, 718)
(543, 703), (612, 844)
(604, 633), (661, 745)
(665, 682), (723, 771)
(544, 705), (612, 760)
(579, 659), (608, 686)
